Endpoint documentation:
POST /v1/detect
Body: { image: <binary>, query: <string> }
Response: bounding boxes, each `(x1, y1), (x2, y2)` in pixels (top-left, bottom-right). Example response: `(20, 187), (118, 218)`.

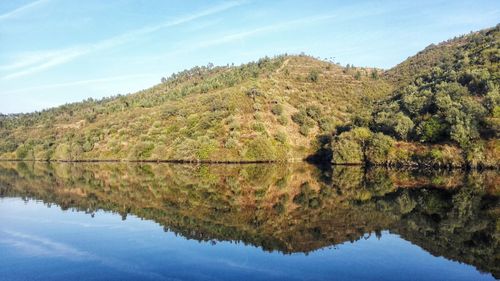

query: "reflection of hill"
(0, 162), (498, 277)
(382, 188), (499, 278)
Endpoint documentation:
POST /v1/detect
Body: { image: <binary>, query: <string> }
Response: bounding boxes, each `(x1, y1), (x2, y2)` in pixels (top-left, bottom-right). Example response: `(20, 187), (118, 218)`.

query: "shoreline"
(0, 158), (497, 170)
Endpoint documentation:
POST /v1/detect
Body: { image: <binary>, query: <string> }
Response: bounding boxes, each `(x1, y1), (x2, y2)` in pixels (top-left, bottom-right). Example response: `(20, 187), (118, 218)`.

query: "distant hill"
(0, 25), (498, 167)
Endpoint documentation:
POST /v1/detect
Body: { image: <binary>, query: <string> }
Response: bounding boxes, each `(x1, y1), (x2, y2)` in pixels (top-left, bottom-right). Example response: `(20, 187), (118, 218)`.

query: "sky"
(0, 0), (499, 114)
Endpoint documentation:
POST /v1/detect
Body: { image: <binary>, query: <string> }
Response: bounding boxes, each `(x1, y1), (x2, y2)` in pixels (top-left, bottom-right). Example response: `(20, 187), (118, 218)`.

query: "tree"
(416, 117), (447, 143)
(366, 133), (394, 164)
(392, 113), (414, 140)
(331, 127), (373, 164)
(332, 135), (364, 164)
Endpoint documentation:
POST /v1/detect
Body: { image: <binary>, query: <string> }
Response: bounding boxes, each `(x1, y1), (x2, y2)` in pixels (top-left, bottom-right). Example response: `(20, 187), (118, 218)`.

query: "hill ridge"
(0, 25), (498, 168)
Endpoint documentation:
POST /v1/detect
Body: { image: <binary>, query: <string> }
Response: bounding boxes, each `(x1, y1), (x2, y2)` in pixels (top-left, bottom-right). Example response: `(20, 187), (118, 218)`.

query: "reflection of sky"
(0, 198), (495, 281)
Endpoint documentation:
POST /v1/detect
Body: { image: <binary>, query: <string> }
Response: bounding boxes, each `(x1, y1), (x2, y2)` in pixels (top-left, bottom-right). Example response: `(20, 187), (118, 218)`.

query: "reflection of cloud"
(0, 229), (166, 280)
(216, 258), (278, 272)
(1, 230), (91, 259)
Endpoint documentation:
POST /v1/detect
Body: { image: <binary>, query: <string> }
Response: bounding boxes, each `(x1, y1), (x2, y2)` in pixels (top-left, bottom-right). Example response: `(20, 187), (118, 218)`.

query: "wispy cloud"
(213, 5), (396, 46)
(0, 1), (244, 80)
(0, 0), (49, 21)
(2, 47), (90, 80)
(195, 14), (338, 49)
(134, 13), (339, 64)
(139, 5), (399, 65)
(0, 73), (157, 95)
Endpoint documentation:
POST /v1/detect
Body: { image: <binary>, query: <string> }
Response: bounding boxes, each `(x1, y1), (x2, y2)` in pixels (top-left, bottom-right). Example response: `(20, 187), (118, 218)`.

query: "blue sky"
(0, 0), (499, 114)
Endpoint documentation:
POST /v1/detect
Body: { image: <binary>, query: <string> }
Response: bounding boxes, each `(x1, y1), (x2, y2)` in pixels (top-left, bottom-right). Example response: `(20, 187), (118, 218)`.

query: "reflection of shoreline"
(0, 162), (498, 278)
(2, 159), (499, 171)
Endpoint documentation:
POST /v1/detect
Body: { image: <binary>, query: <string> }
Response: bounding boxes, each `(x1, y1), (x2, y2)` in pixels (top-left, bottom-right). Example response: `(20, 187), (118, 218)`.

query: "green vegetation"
(331, 25), (500, 168)
(0, 26), (498, 168)
(0, 54), (390, 162)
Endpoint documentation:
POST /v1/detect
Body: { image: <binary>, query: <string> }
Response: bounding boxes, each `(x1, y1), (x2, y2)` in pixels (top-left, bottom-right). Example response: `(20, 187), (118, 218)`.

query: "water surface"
(0, 162), (498, 281)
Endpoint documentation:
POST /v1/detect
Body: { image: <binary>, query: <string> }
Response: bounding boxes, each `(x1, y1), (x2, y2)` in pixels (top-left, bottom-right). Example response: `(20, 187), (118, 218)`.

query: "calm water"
(0, 162), (498, 281)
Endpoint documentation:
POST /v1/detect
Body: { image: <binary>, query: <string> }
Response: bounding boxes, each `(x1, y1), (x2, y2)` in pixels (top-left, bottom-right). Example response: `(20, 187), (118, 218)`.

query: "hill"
(0, 55), (390, 162)
(331, 25), (499, 168)
(0, 25), (498, 167)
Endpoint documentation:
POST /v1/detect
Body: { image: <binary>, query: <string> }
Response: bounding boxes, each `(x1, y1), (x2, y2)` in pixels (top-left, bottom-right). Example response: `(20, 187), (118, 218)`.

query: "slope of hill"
(0, 55), (390, 162)
(332, 25), (500, 168)
(0, 25), (498, 166)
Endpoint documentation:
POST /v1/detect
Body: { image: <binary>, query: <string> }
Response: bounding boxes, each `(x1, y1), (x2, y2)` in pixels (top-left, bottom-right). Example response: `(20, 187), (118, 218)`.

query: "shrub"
(253, 102), (262, 111)
(305, 105), (322, 121)
(224, 137), (238, 149)
(307, 70), (319, 82)
(449, 119), (479, 147)
(82, 141), (93, 152)
(299, 125), (310, 136)
(484, 87), (499, 113)
(493, 106), (500, 118)
(15, 144), (30, 159)
(271, 104), (284, 115)
(318, 117), (336, 132)
(291, 112), (307, 125)
(374, 111), (415, 140)
(85, 112), (97, 123)
(246, 88), (261, 100)
(291, 111), (315, 127)
(252, 122), (266, 133)
(274, 131), (288, 144)
(54, 143), (71, 160)
(228, 118), (240, 131)
(196, 137), (218, 159)
(244, 137), (276, 160)
(130, 142), (155, 159)
(277, 115), (288, 125)
(354, 71), (361, 80)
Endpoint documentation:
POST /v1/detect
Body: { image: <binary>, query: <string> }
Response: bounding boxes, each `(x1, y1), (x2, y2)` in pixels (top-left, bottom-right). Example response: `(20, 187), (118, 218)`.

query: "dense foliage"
(376, 26), (499, 146)
(0, 54), (390, 161)
(332, 25), (500, 168)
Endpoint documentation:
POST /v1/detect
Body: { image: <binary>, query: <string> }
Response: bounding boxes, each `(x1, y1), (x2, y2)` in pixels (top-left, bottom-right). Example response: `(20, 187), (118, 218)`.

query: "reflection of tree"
(0, 162), (498, 277)
(370, 186), (499, 278)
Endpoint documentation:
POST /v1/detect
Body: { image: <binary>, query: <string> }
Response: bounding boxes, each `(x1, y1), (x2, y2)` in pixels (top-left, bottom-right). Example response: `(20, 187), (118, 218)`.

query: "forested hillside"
(331, 25), (499, 168)
(0, 25), (498, 167)
(0, 55), (390, 162)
